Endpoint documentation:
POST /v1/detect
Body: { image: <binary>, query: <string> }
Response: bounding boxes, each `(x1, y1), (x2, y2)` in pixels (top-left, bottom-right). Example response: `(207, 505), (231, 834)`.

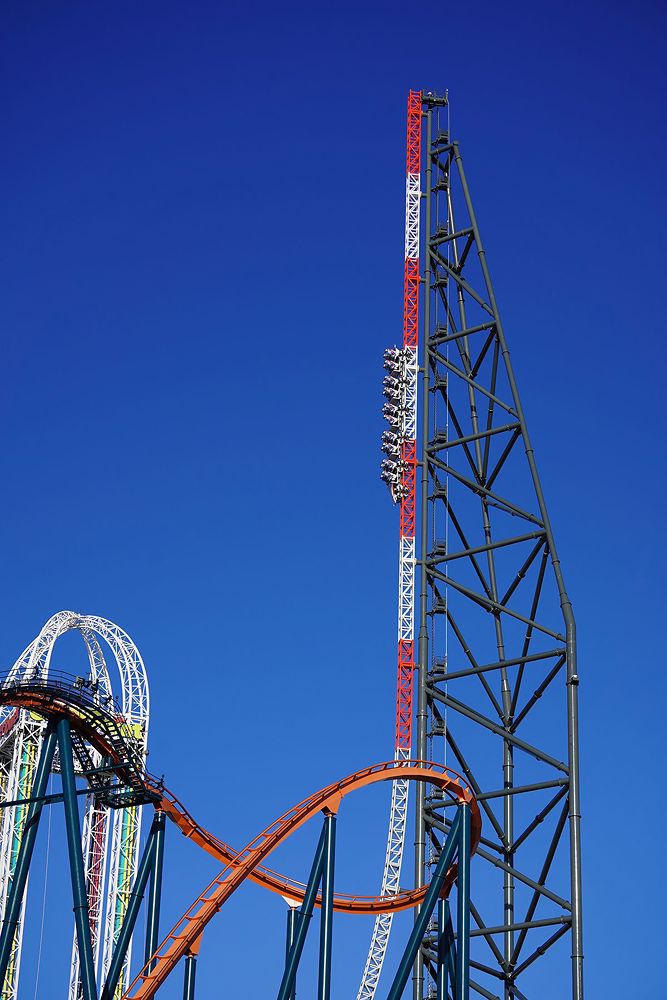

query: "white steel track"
(0, 612), (149, 1000)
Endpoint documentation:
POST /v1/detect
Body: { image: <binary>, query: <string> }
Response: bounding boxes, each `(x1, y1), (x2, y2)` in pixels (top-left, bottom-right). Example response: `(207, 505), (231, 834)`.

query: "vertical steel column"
(182, 953), (197, 1000)
(567, 666), (584, 1000)
(285, 907), (298, 1000)
(317, 813), (336, 1000)
(456, 803), (470, 1000)
(436, 899), (451, 1000)
(277, 823), (327, 1000)
(102, 818), (160, 1000)
(0, 724), (57, 984)
(58, 718), (98, 1000)
(390, 808), (461, 1000)
(414, 99), (433, 1000)
(144, 810), (166, 972)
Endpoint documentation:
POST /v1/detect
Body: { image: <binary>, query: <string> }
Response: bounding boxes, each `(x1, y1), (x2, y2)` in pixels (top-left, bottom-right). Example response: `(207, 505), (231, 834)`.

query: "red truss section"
(400, 440), (417, 539)
(86, 803), (107, 951)
(403, 258), (420, 349)
(395, 639), (414, 749)
(406, 89), (422, 176)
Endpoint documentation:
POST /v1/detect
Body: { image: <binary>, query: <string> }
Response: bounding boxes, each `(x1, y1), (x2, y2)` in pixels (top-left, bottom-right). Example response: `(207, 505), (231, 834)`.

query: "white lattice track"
(0, 612), (149, 1000)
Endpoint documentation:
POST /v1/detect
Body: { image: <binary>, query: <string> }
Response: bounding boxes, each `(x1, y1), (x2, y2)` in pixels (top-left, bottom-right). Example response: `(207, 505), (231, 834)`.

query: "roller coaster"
(0, 639), (479, 1000)
(0, 90), (584, 1000)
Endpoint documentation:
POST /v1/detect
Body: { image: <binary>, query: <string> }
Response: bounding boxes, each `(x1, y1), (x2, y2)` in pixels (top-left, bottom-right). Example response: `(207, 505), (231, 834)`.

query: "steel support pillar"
(277, 821), (327, 1000)
(182, 952), (197, 1000)
(456, 803), (470, 1000)
(389, 807), (462, 1000)
(317, 813), (336, 1000)
(285, 907), (298, 1000)
(436, 898), (456, 1000)
(0, 723), (57, 984)
(144, 810), (166, 972)
(102, 813), (162, 1000)
(58, 718), (98, 1000)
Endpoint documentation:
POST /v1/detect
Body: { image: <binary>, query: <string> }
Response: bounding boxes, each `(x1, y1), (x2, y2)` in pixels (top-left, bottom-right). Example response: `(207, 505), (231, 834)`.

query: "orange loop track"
(0, 683), (481, 1000)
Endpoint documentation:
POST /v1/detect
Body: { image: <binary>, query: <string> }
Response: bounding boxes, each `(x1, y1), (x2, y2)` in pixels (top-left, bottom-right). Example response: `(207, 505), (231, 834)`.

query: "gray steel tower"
(413, 92), (583, 1000)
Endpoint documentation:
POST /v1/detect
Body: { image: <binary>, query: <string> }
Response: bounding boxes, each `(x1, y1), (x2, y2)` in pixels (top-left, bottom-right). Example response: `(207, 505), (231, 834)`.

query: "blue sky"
(1, 1), (665, 996)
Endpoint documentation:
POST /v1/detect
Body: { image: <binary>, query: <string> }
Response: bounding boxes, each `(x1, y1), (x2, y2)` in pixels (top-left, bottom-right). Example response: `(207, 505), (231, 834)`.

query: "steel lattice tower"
(409, 91), (584, 1000)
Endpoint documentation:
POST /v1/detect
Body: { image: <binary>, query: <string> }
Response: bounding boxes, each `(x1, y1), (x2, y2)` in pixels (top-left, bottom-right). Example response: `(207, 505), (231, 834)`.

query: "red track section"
(405, 89), (421, 176)
(402, 257), (420, 352)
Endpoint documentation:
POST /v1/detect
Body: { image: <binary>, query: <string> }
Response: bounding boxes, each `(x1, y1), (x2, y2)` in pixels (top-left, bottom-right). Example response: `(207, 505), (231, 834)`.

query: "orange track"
(149, 776), (463, 915)
(127, 762), (480, 1000)
(0, 686), (481, 998)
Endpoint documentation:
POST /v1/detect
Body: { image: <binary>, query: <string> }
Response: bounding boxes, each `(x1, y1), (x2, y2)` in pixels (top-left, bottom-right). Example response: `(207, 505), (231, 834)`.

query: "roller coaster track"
(0, 612), (150, 1000)
(150, 779), (457, 916)
(0, 676), (481, 998)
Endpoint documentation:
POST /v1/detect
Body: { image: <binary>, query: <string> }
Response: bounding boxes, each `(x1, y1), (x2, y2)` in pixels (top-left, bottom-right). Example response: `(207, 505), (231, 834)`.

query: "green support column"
(437, 898), (456, 1000)
(317, 813), (336, 1000)
(144, 810), (166, 972)
(456, 803), (470, 1000)
(102, 817), (160, 1000)
(182, 952), (197, 1000)
(388, 809), (462, 1000)
(58, 718), (98, 1000)
(277, 822), (327, 1000)
(285, 907), (298, 1000)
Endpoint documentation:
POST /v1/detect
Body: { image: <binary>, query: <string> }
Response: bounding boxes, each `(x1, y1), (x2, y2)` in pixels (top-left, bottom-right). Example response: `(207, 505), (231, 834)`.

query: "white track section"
(398, 535), (416, 644)
(0, 612), (149, 1000)
(356, 752), (410, 1000)
(405, 173), (420, 259)
(358, 162), (421, 999)
(403, 345), (418, 442)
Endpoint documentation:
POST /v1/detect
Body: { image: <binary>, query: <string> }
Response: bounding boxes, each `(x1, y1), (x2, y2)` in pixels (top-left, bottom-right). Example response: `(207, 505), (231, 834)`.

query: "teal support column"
(317, 813), (336, 1000)
(0, 724), (57, 984)
(58, 718), (98, 1000)
(183, 953), (197, 1000)
(102, 817), (160, 1000)
(285, 907), (298, 1000)
(437, 898), (455, 1000)
(144, 810), (166, 972)
(277, 822), (327, 1000)
(387, 809), (462, 1000)
(456, 803), (471, 1000)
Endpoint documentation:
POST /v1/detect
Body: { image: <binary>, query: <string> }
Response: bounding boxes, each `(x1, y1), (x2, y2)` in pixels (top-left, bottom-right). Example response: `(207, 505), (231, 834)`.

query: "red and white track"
(0, 90), (431, 1000)
(360, 89), (422, 1000)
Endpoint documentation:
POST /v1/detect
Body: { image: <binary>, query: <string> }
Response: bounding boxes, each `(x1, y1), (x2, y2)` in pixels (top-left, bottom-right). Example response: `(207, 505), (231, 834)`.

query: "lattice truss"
(0, 612), (150, 1000)
(417, 121), (581, 1000)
